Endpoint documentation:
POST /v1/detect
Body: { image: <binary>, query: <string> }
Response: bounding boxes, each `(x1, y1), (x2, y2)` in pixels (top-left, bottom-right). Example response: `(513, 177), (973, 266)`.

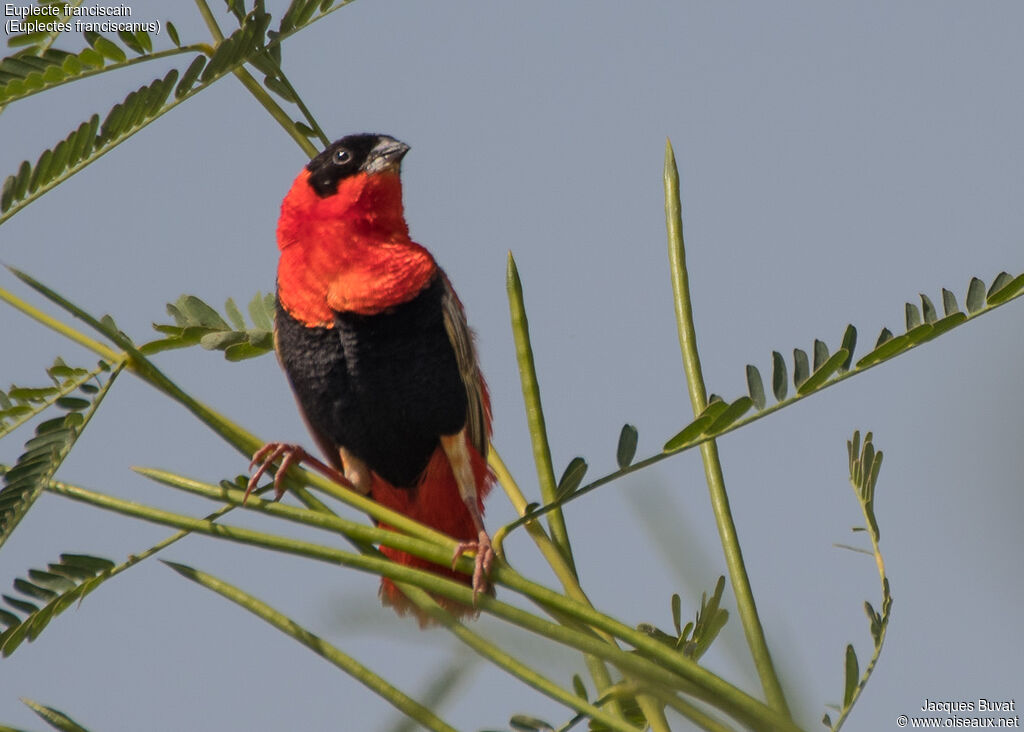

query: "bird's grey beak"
(363, 137), (410, 174)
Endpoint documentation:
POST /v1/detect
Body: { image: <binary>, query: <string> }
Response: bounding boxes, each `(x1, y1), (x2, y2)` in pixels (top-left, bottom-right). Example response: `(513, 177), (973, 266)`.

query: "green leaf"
(671, 593), (682, 636)
(813, 339), (829, 371)
(920, 293), (937, 324)
(571, 674), (588, 701)
(1, 553), (115, 657)
(839, 324), (857, 371)
(615, 424), (638, 469)
(987, 271), (1013, 299)
(249, 292), (275, 331)
(746, 364), (766, 410)
(662, 413), (714, 452)
(941, 288), (959, 317)
(0, 361), (119, 552)
(926, 311), (967, 339)
(117, 29), (145, 55)
(263, 74), (297, 102)
(21, 698), (93, 732)
(180, 295), (229, 329)
(556, 457), (587, 498)
(797, 349), (849, 395)
(175, 55), (207, 98)
(200, 331), (246, 351)
(904, 302), (921, 330)
(986, 272), (1024, 306)
(966, 277), (985, 313)
(855, 332), (910, 369)
(224, 297), (246, 330)
(166, 20), (181, 47)
(224, 341), (272, 361)
(510, 715), (553, 732)
(843, 644), (859, 708)
(771, 350), (787, 402)
(874, 327), (893, 348)
(793, 348), (809, 388)
(707, 396), (752, 433)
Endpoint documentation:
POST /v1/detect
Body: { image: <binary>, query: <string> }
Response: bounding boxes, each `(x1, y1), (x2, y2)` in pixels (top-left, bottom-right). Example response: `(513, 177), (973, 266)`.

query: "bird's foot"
(246, 442), (310, 502)
(451, 529), (495, 602)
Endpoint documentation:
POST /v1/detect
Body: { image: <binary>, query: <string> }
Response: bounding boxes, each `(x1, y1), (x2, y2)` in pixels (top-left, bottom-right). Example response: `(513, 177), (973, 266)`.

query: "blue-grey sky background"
(1, 2), (1022, 730)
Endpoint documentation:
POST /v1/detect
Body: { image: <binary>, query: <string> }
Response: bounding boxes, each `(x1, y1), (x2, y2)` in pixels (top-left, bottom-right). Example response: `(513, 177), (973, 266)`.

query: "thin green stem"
(259, 60), (331, 147)
(0, 286), (121, 363)
(164, 561), (460, 732)
(506, 252), (576, 572)
(193, 0), (224, 42)
(504, 258), (633, 718)
(637, 696), (671, 732)
(664, 138), (790, 718)
(231, 65), (318, 157)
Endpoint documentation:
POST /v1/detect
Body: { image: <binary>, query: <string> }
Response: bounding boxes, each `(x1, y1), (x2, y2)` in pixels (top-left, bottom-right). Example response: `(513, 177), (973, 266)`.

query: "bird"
(248, 133), (494, 624)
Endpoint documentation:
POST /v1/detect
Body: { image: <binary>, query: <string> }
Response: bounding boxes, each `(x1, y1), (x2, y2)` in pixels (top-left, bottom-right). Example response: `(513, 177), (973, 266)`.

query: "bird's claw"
(451, 530), (495, 603)
(246, 442), (309, 502)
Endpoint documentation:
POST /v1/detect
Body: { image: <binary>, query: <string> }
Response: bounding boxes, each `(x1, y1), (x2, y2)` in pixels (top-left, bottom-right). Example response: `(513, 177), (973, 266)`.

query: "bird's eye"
(333, 148), (351, 165)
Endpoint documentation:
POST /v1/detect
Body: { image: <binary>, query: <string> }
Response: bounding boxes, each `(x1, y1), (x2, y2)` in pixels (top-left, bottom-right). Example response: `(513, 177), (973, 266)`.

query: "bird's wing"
(439, 272), (490, 457)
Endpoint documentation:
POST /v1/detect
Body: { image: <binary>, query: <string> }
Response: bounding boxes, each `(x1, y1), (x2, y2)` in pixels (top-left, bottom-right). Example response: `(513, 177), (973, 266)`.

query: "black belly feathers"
(274, 273), (469, 489)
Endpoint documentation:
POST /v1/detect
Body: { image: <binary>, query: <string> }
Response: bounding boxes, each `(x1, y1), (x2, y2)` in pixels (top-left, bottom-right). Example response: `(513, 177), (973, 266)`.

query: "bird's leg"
(246, 442), (356, 502)
(338, 445), (372, 495)
(440, 432), (494, 601)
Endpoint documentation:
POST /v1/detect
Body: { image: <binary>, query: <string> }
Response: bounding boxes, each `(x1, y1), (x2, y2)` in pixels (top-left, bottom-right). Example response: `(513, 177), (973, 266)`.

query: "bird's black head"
(306, 134), (410, 198)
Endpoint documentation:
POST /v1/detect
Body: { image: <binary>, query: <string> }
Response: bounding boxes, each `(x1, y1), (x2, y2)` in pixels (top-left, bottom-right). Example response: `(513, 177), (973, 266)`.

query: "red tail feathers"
(370, 436), (492, 626)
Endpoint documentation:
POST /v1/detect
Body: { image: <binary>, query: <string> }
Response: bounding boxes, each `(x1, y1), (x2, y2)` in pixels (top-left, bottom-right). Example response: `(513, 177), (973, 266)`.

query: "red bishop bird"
(249, 133), (494, 622)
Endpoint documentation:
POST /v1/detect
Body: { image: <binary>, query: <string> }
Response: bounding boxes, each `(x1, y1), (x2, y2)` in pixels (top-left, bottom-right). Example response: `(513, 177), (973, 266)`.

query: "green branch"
(664, 138), (790, 718)
(44, 478), (798, 731)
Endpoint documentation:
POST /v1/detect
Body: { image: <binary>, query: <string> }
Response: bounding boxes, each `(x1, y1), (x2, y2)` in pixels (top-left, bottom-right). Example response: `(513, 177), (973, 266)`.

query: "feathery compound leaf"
(1, 9), (284, 225)
(1, 67), (184, 223)
(0, 358), (99, 440)
(0, 553), (115, 657)
(0, 362), (120, 551)
(746, 364), (766, 410)
(615, 424), (638, 469)
(828, 431), (893, 730)
(143, 293), (275, 360)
